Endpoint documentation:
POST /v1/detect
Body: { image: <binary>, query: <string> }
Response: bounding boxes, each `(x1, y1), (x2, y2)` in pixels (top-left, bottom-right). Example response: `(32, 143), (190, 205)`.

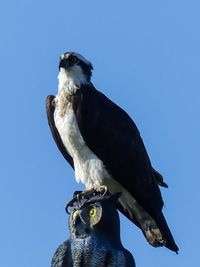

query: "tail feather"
(155, 211), (179, 253)
(152, 168), (168, 188)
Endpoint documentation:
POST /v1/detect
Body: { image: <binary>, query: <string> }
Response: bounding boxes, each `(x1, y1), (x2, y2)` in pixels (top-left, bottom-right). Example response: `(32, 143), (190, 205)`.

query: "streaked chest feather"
(54, 91), (111, 189)
(71, 237), (126, 267)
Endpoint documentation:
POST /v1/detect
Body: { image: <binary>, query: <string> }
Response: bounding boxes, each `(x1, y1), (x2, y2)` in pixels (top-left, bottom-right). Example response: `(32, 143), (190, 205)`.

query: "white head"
(58, 52), (93, 93)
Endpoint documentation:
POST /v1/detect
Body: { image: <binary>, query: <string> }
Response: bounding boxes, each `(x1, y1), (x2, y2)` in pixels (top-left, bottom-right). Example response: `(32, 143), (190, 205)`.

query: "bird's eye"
(71, 56), (78, 63)
(89, 207), (96, 218)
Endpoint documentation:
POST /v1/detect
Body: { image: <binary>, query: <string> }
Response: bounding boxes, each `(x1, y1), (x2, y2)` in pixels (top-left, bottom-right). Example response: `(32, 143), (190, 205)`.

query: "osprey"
(46, 52), (178, 253)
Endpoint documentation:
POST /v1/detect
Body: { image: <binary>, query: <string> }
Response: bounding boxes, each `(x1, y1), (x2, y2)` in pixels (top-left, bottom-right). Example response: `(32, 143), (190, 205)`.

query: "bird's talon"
(76, 194), (80, 202)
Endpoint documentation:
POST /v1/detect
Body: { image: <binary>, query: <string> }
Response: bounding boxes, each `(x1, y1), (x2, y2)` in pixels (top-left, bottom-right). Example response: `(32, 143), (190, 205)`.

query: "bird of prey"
(51, 191), (136, 267)
(46, 52), (178, 252)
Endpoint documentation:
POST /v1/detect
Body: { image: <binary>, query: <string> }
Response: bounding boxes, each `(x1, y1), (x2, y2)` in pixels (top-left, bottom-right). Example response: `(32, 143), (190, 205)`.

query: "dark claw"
(65, 187), (109, 214)
(65, 192), (81, 213)
(73, 191), (82, 198)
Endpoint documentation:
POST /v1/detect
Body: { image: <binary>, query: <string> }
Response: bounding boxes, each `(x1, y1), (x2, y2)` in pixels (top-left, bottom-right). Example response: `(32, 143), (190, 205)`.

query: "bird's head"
(58, 52), (93, 91)
(68, 191), (121, 242)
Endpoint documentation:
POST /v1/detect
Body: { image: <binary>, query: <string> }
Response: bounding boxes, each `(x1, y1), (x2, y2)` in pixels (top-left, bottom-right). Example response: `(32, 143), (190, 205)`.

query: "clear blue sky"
(0, 0), (199, 266)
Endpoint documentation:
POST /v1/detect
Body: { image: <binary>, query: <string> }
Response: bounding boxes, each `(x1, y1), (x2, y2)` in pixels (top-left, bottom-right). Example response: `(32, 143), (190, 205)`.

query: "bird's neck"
(58, 67), (89, 95)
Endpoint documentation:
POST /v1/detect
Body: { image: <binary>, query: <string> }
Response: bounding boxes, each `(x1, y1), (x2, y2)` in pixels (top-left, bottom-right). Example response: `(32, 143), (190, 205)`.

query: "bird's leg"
(65, 186), (108, 213)
(76, 185), (108, 199)
(65, 188), (100, 213)
(93, 185), (108, 196)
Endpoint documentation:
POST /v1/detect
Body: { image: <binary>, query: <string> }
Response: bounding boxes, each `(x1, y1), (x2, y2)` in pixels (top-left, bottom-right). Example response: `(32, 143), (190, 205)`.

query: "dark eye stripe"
(71, 56), (78, 63)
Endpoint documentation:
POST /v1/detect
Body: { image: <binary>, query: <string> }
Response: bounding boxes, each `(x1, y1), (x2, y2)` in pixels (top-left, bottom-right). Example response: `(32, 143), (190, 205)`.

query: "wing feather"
(46, 95), (74, 168)
(71, 85), (178, 252)
(72, 85), (163, 214)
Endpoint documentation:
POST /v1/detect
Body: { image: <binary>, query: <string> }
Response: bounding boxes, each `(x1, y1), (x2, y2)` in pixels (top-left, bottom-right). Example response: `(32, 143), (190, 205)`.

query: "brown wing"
(46, 95), (74, 168)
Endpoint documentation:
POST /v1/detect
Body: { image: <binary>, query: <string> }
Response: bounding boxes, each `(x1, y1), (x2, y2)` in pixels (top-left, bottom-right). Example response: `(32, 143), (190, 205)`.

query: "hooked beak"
(59, 59), (71, 70)
(74, 212), (90, 236)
